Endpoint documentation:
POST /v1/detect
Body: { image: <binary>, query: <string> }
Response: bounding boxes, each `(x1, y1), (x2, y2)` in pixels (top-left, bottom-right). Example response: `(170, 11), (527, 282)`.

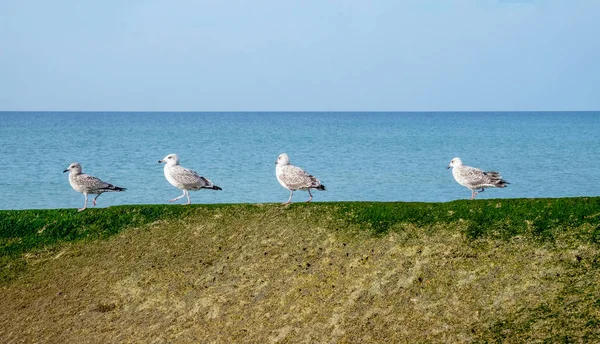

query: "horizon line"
(1, 110), (598, 113)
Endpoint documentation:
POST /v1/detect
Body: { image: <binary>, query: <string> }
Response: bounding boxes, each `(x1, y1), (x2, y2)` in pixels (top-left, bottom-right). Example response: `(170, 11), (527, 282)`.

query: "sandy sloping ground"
(1, 204), (599, 343)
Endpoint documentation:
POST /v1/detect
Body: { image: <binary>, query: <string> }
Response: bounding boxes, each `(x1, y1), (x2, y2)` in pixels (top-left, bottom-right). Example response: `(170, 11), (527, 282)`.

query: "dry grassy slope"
(1, 201), (599, 343)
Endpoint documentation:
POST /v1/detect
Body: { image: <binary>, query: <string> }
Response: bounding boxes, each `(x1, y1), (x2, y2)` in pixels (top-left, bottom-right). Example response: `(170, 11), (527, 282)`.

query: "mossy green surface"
(338, 197), (600, 240)
(1, 199), (599, 342)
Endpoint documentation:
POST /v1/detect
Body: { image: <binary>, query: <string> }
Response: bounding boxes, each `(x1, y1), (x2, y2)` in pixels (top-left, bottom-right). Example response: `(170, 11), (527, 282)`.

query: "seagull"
(447, 157), (509, 200)
(63, 162), (126, 212)
(158, 154), (222, 205)
(275, 153), (325, 204)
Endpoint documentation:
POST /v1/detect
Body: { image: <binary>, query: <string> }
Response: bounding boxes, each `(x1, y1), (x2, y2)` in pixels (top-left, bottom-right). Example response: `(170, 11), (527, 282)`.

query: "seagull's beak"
(63, 169), (69, 173)
(446, 166), (451, 170)
(158, 160), (163, 163)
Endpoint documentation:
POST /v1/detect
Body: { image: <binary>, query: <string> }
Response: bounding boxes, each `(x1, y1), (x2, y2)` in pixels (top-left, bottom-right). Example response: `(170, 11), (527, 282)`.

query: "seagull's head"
(63, 162), (82, 174)
(447, 157), (463, 169)
(276, 153), (290, 166)
(159, 154), (179, 166)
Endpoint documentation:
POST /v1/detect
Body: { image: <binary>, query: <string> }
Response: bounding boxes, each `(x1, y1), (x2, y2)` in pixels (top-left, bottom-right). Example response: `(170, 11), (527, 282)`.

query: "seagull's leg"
(93, 193), (102, 206)
(471, 188), (485, 200)
(78, 193), (88, 212)
(169, 190), (186, 203)
(306, 189), (313, 203)
(184, 191), (191, 205)
(283, 190), (293, 205)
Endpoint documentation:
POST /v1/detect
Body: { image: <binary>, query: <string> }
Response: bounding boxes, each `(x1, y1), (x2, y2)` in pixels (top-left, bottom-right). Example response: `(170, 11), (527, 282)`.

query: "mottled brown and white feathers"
(158, 154), (222, 206)
(447, 157), (509, 192)
(275, 153), (325, 191)
(159, 154), (222, 191)
(63, 162), (126, 195)
(63, 162), (126, 211)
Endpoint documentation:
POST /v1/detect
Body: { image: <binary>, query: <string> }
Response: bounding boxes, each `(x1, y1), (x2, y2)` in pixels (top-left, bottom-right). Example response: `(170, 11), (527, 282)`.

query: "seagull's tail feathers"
(103, 184), (126, 192)
(199, 176), (222, 191)
(484, 171), (509, 188)
(496, 179), (510, 188)
(307, 174), (325, 191)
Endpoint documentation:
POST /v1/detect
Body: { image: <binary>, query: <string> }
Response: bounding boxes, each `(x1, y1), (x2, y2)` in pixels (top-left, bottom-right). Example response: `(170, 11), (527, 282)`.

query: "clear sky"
(1, 0), (598, 111)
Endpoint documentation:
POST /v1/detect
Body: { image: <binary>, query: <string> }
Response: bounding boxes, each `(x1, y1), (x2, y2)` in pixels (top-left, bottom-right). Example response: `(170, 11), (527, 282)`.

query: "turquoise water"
(0, 112), (598, 210)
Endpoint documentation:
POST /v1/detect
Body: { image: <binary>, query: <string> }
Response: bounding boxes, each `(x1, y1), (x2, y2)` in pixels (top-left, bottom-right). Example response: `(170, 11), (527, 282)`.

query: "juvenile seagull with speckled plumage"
(447, 157), (509, 200)
(275, 153), (325, 204)
(63, 162), (126, 212)
(159, 154), (222, 205)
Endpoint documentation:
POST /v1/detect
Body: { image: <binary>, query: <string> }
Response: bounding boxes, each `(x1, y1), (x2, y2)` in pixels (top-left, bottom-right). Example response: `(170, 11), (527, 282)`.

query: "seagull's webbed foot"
(92, 193), (102, 206)
(282, 190), (294, 205)
(470, 188), (486, 200)
(169, 191), (186, 203)
(78, 208), (86, 212)
(306, 190), (314, 203)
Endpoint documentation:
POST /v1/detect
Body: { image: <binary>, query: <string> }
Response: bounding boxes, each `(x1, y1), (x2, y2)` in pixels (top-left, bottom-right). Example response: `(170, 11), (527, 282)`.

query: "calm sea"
(0, 112), (598, 210)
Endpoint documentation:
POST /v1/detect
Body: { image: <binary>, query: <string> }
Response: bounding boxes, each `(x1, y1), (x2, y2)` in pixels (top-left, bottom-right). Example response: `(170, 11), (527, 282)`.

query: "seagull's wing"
(171, 166), (204, 188)
(457, 166), (502, 188)
(76, 174), (120, 193)
(279, 165), (320, 190)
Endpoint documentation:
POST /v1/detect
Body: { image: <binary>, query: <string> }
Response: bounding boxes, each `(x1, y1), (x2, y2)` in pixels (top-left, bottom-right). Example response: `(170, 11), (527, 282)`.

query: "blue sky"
(1, 0), (598, 111)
